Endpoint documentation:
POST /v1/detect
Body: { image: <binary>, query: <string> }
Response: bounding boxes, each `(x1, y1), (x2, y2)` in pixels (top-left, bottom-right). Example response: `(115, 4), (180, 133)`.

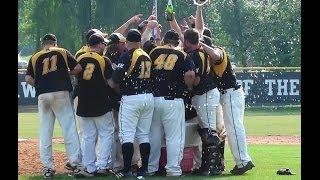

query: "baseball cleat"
(230, 161), (255, 175)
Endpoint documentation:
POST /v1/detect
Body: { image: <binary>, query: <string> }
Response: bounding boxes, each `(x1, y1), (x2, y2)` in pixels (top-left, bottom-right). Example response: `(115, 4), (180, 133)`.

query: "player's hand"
(147, 15), (157, 21)
(130, 14), (143, 24)
(147, 20), (159, 29)
(180, 18), (189, 32)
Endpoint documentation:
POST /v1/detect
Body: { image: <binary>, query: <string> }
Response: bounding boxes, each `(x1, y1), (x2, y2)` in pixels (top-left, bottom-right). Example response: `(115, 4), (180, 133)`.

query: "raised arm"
(169, 13), (184, 43)
(200, 41), (223, 64)
(195, 5), (204, 35)
(113, 14), (143, 35)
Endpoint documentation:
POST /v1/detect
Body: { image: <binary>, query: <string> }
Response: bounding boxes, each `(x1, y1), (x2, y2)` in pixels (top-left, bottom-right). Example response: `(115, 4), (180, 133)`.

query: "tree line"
(18, 0), (300, 67)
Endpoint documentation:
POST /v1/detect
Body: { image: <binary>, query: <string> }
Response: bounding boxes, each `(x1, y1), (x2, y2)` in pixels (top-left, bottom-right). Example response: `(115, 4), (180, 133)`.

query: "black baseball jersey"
(75, 45), (90, 60)
(188, 48), (217, 95)
(149, 45), (195, 98)
(112, 48), (153, 96)
(72, 45), (91, 99)
(213, 47), (239, 90)
(76, 51), (114, 117)
(26, 47), (77, 96)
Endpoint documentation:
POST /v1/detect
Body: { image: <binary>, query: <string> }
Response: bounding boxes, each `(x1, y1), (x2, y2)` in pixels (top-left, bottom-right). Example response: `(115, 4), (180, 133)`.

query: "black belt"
(154, 95), (182, 100)
(123, 91), (152, 96)
(221, 85), (241, 94)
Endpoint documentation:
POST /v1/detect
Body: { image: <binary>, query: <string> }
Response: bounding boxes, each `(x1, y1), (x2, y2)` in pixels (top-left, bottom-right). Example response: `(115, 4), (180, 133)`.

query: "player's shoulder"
(77, 51), (103, 62)
(75, 45), (90, 57)
(133, 48), (150, 59)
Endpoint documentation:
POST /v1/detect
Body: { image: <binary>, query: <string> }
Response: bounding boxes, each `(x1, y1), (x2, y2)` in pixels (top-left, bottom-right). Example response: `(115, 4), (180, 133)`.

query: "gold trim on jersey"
(199, 51), (210, 75)
(213, 47), (228, 77)
(75, 45), (90, 61)
(31, 47), (68, 75)
(127, 48), (150, 76)
(77, 52), (107, 80)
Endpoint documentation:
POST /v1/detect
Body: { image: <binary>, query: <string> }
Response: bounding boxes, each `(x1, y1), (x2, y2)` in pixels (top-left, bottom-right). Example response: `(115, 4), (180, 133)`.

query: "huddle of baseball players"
(25, 1), (254, 179)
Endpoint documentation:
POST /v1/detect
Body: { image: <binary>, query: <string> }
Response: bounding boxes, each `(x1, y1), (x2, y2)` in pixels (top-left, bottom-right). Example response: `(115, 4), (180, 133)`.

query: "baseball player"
(183, 28), (223, 176)
(212, 44), (255, 175)
(73, 33), (115, 177)
(109, 29), (154, 179)
(25, 33), (82, 178)
(145, 29), (195, 177)
(105, 32), (141, 173)
(65, 28), (108, 171)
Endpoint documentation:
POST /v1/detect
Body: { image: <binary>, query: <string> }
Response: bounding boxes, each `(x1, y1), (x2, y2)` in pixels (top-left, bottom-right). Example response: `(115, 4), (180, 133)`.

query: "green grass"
(18, 108), (301, 138)
(18, 108), (301, 179)
(19, 144), (301, 180)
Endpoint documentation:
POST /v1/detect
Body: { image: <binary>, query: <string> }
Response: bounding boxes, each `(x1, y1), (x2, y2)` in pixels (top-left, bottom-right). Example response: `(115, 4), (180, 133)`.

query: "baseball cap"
(42, 33), (57, 42)
(107, 33), (126, 45)
(88, 33), (109, 46)
(163, 29), (179, 41)
(126, 29), (141, 42)
(86, 28), (108, 42)
(201, 35), (212, 47)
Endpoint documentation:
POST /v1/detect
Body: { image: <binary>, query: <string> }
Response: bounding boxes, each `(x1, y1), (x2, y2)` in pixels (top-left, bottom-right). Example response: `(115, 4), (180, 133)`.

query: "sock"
(139, 143), (150, 172)
(122, 142), (134, 172)
(219, 140), (225, 158)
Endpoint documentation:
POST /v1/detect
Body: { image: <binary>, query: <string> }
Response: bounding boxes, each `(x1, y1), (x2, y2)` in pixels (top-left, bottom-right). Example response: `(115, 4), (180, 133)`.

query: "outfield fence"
(18, 67), (300, 107)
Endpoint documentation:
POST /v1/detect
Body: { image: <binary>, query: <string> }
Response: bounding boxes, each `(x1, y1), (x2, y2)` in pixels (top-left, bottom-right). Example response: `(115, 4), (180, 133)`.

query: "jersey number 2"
(83, 63), (95, 80)
(42, 55), (57, 75)
(139, 61), (151, 79)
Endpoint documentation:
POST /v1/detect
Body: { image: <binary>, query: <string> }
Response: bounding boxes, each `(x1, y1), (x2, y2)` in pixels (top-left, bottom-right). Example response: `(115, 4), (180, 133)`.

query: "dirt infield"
(18, 135), (300, 175)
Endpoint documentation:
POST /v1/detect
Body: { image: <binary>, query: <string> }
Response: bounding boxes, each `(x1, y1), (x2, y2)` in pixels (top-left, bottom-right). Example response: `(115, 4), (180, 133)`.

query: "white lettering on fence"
(264, 79), (276, 95)
(289, 79), (299, 95)
(21, 82), (36, 98)
(277, 79), (288, 95)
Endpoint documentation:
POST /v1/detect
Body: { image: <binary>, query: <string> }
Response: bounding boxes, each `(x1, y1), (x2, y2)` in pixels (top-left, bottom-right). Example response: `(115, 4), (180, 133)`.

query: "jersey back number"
(139, 61), (151, 79)
(83, 63), (95, 80)
(42, 55), (58, 75)
(154, 54), (178, 70)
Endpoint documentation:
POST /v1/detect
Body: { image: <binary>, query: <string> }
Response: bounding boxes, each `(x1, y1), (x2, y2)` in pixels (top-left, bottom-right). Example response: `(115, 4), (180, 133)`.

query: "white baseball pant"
(193, 103), (226, 170)
(38, 91), (81, 169)
(110, 110), (141, 172)
(148, 97), (185, 176)
(220, 87), (252, 168)
(79, 111), (114, 173)
(118, 93), (154, 144)
(192, 88), (220, 130)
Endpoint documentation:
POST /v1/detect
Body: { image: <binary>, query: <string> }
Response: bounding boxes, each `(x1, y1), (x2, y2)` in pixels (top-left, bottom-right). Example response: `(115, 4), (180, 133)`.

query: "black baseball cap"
(86, 28), (107, 43)
(164, 29), (179, 41)
(42, 33), (57, 42)
(201, 35), (212, 47)
(126, 29), (141, 42)
(107, 33), (126, 45)
(88, 33), (109, 46)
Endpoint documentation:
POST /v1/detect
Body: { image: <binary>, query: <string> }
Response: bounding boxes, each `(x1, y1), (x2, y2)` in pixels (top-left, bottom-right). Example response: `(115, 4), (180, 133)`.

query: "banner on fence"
(18, 71), (300, 106)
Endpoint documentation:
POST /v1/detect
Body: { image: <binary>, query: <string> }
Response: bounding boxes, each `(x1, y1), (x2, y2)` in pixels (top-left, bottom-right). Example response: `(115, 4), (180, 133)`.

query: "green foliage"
(18, 0), (300, 66)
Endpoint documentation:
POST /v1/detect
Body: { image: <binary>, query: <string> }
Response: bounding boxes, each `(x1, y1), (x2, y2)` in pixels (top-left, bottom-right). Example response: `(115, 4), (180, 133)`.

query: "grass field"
(18, 108), (301, 179)
(18, 108), (301, 138)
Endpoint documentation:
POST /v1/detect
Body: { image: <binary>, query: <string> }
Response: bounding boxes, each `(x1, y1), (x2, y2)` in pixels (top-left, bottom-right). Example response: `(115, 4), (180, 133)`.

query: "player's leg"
(95, 111), (115, 174)
(51, 91), (81, 167)
(110, 110), (122, 172)
(148, 97), (164, 175)
(78, 116), (97, 175)
(161, 98), (185, 176)
(192, 88), (222, 175)
(216, 103), (227, 171)
(220, 88), (254, 174)
(117, 95), (140, 176)
(38, 92), (56, 171)
(135, 94), (154, 177)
